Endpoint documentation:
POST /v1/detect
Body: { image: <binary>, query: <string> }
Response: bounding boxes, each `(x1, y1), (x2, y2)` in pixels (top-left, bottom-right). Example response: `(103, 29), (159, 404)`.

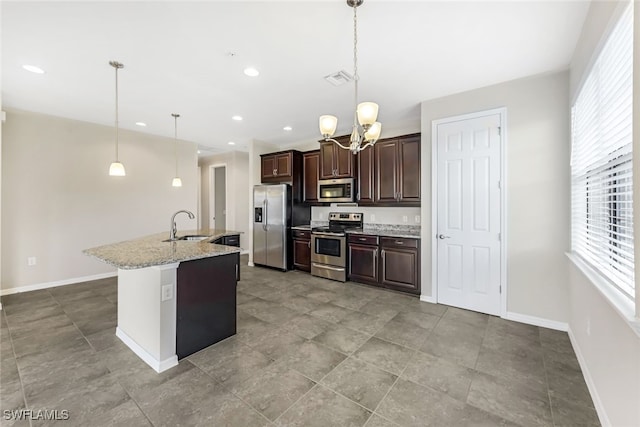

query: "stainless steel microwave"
(318, 178), (355, 203)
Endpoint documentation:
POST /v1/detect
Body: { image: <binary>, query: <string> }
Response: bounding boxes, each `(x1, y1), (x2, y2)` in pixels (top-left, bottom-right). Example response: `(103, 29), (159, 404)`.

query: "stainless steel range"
(311, 212), (363, 282)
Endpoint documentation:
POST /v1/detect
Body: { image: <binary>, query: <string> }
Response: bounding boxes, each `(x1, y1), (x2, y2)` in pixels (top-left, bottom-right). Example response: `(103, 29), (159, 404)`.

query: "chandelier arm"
(323, 137), (352, 151)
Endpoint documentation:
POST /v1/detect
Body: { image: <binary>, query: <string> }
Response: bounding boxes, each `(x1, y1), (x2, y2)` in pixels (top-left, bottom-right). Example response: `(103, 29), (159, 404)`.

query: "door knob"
(438, 234), (451, 239)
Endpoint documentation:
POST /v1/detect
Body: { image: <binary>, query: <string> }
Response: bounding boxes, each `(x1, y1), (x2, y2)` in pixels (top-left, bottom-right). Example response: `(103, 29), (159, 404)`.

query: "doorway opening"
(209, 165), (226, 230)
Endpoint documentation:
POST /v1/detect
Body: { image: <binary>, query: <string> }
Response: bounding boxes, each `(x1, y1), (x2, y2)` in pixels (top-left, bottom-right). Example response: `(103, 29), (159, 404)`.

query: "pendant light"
(171, 113), (182, 187)
(318, 0), (381, 154)
(108, 61), (126, 176)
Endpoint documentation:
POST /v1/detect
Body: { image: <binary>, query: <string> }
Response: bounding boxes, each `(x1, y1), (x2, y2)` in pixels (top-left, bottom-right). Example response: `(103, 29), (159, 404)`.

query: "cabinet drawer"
(348, 234), (379, 245)
(292, 230), (311, 240)
(380, 236), (419, 249)
(224, 235), (240, 247)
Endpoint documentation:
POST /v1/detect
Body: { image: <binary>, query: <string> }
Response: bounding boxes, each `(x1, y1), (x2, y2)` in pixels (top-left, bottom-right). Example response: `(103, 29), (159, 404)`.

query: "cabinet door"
(303, 151), (319, 202)
(375, 140), (399, 203)
(357, 145), (374, 204)
(261, 155), (277, 181)
(335, 142), (354, 177)
(348, 244), (379, 285)
(293, 238), (311, 272)
(380, 247), (419, 294)
(398, 136), (421, 203)
(275, 153), (292, 178)
(319, 142), (336, 179)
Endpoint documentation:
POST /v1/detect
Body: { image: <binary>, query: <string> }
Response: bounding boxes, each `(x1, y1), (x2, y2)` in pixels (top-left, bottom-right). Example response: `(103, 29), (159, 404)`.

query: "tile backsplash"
(311, 205), (421, 226)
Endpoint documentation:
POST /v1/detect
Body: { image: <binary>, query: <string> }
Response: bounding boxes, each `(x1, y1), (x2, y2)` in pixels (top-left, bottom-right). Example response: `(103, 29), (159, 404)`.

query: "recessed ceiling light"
(244, 67), (259, 77)
(228, 141), (236, 145)
(232, 115), (243, 121)
(23, 64), (45, 74)
(197, 150), (201, 154)
(283, 126), (292, 131)
(135, 122), (147, 127)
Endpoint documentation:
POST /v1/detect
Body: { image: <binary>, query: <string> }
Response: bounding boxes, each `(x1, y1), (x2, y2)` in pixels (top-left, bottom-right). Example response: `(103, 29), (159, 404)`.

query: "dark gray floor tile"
(276, 384), (371, 427)
(391, 310), (439, 330)
(280, 295), (323, 314)
(85, 328), (120, 352)
(309, 303), (356, 323)
(232, 361), (315, 421)
(0, 358), (25, 416)
(313, 325), (370, 354)
(236, 312), (282, 344)
(249, 328), (307, 360)
(442, 307), (490, 328)
(455, 404), (522, 427)
(353, 337), (413, 375)
(136, 367), (268, 427)
(237, 291), (257, 305)
(403, 300), (448, 317)
(376, 378), (467, 427)
(321, 357), (397, 411)
(364, 414), (397, 427)
(305, 289), (340, 303)
(251, 303), (301, 326)
(11, 325), (86, 358)
(73, 309), (117, 336)
(539, 328), (574, 355)
(483, 327), (543, 358)
(70, 399), (153, 427)
(475, 346), (547, 393)
(419, 319), (484, 368)
(467, 371), (553, 427)
(402, 350), (474, 402)
(487, 316), (540, 343)
(3, 304), (66, 328)
(550, 394), (601, 427)
(338, 311), (389, 335)
(279, 340), (346, 382)
(286, 313), (334, 340)
(374, 319), (429, 350)
(7, 313), (74, 342)
(188, 336), (273, 388)
(330, 293), (371, 311)
(1, 290), (53, 310)
(547, 368), (593, 407)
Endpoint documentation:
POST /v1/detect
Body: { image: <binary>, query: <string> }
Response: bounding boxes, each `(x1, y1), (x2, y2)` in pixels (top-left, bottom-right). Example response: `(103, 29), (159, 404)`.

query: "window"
(571, 2), (634, 300)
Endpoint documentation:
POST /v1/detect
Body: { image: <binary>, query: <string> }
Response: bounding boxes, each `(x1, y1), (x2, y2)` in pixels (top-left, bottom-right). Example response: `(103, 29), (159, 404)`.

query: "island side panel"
(176, 252), (238, 359)
(116, 263), (179, 372)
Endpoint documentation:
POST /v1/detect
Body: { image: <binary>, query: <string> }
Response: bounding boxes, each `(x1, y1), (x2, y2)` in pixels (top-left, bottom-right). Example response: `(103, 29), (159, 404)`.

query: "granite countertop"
(291, 225), (312, 231)
(347, 228), (421, 239)
(83, 229), (242, 270)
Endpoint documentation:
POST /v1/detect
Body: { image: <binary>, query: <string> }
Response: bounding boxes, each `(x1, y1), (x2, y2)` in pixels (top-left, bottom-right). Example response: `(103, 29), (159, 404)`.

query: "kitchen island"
(84, 229), (242, 373)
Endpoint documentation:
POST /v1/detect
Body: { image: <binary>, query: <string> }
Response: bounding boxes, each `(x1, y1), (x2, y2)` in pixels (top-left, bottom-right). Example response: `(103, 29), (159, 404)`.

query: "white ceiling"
(2, 1), (590, 154)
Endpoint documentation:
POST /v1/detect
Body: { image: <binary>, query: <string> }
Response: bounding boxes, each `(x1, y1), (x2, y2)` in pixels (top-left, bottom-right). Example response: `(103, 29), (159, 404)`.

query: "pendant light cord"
(114, 65), (119, 161)
(353, 4), (359, 129)
(172, 113), (180, 176)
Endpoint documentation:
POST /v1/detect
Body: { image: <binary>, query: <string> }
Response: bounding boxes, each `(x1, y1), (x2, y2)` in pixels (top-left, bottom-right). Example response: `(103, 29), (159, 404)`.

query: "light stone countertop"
(83, 229), (242, 270)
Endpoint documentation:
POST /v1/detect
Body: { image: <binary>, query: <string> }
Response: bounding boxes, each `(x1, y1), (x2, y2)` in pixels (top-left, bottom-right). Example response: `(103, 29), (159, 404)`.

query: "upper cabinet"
(261, 152), (293, 181)
(303, 150), (320, 203)
(356, 145), (374, 204)
(319, 138), (356, 179)
(373, 133), (421, 206)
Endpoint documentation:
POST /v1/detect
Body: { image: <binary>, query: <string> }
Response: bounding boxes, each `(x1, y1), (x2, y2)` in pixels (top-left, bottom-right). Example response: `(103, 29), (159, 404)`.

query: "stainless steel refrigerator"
(253, 184), (291, 270)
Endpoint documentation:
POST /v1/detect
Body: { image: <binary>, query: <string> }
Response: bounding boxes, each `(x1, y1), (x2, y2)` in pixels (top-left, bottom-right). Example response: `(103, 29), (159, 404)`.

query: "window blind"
(571, 2), (634, 299)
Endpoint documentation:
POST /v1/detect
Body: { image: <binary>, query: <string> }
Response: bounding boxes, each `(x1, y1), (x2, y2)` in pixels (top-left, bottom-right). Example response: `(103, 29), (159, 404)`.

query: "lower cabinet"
(292, 229), (311, 272)
(348, 234), (420, 295)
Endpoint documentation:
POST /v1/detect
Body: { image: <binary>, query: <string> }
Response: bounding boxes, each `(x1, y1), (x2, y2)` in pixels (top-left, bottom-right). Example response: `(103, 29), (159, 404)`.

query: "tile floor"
(0, 256), (600, 426)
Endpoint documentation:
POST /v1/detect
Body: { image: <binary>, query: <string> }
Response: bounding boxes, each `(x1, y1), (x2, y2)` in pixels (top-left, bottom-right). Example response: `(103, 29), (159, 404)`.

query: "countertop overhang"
(83, 229), (242, 270)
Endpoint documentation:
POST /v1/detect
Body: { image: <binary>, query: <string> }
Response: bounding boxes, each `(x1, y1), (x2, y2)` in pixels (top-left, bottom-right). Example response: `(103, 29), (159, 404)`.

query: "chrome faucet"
(169, 210), (195, 241)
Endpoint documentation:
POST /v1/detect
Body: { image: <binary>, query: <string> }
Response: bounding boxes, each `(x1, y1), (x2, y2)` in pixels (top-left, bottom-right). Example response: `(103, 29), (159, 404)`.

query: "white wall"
(420, 71), (571, 324)
(565, 2), (640, 426)
(198, 150), (250, 249)
(1, 109), (198, 292)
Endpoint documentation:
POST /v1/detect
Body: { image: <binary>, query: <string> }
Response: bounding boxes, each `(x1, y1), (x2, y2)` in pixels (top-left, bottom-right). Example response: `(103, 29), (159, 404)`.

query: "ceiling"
(2, 1), (590, 155)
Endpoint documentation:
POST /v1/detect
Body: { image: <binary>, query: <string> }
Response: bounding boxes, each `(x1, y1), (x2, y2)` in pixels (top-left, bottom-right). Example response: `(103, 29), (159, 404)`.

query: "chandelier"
(319, 0), (381, 154)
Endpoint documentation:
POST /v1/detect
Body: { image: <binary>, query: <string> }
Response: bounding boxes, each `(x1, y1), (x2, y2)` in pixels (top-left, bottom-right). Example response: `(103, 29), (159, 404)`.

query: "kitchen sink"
(163, 235), (210, 242)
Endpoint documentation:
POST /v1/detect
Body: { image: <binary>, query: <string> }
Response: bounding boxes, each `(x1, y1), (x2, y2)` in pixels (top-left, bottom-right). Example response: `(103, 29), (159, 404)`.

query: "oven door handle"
(312, 232), (345, 238)
(312, 263), (345, 272)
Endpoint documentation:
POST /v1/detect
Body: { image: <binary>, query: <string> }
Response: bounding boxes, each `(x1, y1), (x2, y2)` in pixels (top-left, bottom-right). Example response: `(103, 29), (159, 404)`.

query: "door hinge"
(497, 126), (502, 136)
(499, 285), (502, 294)
(498, 232), (501, 242)
(498, 180), (501, 190)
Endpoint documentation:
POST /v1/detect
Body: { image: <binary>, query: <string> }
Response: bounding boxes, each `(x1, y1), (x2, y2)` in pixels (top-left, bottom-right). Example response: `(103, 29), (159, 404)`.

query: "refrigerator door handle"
(262, 199), (268, 231)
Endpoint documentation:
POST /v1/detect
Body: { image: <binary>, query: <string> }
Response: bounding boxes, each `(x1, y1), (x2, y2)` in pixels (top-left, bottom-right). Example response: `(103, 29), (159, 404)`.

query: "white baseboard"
(419, 294), (437, 304)
(116, 327), (178, 373)
(0, 302), (3, 310)
(247, 261), (255, 267)
(0, 272), (118, 297)
(503, 311), (568, 331)
(567, 327), (610, 427)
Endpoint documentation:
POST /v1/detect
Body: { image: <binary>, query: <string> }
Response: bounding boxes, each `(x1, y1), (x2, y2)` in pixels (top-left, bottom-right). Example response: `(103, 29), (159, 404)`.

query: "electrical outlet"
(370, 214), (375, 222)
(415, 215), (421, 223)
(161, 284), (174, 302)
(402, 215), (408, 223)
(586, 318), (591, 336)
(27, 257), (36, 266)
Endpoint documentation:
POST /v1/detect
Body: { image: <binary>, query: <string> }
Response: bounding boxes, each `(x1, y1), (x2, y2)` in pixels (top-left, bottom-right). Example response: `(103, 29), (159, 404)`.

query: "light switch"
(161, 284), (174, 301)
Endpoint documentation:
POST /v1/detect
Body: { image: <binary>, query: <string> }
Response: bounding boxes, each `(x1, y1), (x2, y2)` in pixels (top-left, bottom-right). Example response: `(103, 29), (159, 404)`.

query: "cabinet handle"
(273, 169), (277, 176)
(357, 192), (360, 201)
(308, 240), (311, 248)
(395, 241), (404, 245)
(359, 237), (367, 241)
(235, 264), (239, 281)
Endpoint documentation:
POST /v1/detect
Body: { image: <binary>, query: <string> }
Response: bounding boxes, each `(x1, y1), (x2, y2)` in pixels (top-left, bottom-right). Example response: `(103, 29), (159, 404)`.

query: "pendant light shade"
(108, 61), (126, 176)
(319, 115), (338, 138)
(171, 113), (182, 187)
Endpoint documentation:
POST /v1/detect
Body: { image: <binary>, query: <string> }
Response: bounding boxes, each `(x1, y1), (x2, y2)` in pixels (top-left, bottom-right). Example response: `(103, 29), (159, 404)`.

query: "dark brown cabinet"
(211, 234), (240, 247)
(373, 134), (421, 205)
(348, 234), (420, 295)
(261, 152), (293, 181)
(319, 139), (356, 179)
(292, 229), (311, 272)
(348, 234), (379, 285)
(303, 150), (320, 203)
(379, 237), (420, 294)
(356, 145), (374, 204)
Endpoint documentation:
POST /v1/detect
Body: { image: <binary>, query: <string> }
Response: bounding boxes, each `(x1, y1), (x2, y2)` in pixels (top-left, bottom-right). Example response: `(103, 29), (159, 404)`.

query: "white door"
(435, 111), (503, 316)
